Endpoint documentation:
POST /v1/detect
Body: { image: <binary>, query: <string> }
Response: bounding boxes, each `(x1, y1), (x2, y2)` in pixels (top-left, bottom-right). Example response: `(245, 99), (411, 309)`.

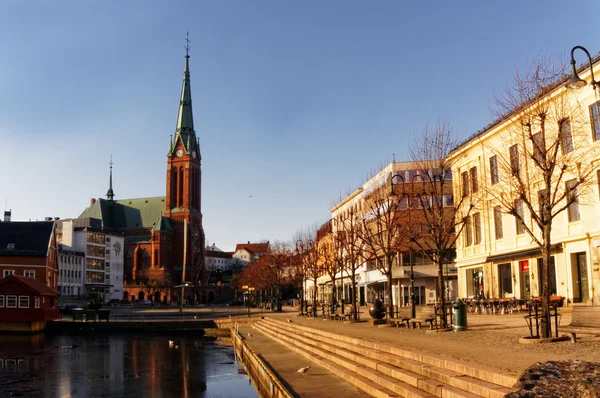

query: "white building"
(205, 244), (233, 271)
(56, 218), (125, 302)
(323, 161), (457, 308)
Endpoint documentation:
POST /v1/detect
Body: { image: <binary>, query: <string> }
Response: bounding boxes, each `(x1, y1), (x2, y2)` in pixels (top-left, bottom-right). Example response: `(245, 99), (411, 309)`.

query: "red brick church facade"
(79, 48), (205, 303)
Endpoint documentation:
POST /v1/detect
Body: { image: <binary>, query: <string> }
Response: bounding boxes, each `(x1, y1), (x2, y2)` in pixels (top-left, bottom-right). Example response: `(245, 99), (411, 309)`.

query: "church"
(78, 44), (205, 304)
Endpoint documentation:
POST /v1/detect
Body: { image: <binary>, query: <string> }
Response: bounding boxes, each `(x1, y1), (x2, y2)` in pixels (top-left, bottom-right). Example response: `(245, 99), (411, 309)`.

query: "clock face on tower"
(192, 151), (197, 159)
(176, 149), (183, 158)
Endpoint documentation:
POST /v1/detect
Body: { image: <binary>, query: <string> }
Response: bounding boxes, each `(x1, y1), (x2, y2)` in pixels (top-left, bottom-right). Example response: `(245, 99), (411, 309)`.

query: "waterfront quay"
(15, 303), (600, 397)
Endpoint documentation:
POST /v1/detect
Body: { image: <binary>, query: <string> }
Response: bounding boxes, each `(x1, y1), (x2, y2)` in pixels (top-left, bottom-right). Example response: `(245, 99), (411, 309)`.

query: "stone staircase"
(253, 318), (517, 398)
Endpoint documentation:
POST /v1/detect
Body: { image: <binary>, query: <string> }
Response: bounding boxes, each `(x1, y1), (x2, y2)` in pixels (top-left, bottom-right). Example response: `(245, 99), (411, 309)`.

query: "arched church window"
(125, 251), (134, 270)
(178, 167), (184, 207)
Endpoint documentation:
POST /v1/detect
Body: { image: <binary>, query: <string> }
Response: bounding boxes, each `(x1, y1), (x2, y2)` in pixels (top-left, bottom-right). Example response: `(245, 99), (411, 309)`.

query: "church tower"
(165, 36), (204, 269)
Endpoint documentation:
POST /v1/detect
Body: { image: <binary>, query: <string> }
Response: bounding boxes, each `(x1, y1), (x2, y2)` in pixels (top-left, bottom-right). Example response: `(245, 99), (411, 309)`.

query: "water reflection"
(0, 334), (258, 398)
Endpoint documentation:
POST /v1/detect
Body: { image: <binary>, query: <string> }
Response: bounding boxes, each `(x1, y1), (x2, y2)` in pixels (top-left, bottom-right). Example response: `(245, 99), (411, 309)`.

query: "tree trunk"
(313, 278), (318, 318)
(351, 269), (358, 321)
(437, 257), (447, 329)
(541, 224), (552, 338)
(386, 271), (394, 322)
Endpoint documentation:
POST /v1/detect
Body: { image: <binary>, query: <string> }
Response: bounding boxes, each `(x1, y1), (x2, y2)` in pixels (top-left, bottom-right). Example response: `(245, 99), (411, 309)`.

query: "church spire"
(106, 156), (115, 201)
(172, 32), (196, 153)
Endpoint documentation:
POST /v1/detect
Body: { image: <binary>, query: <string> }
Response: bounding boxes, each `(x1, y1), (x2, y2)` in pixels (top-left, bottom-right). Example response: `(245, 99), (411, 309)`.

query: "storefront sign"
(520, 261), (529, 272)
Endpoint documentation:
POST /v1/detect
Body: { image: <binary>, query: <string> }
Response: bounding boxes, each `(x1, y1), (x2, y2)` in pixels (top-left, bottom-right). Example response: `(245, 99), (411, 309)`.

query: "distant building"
(232, 241), (270, 265)
(0, 216), (59, 290)
(55, 219), (124, 302)
(205, 246), (232, 271)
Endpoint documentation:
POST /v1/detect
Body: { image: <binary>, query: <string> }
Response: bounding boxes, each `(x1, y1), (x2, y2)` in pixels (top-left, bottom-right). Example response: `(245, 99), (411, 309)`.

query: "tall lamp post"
(564, 45), (599, 92)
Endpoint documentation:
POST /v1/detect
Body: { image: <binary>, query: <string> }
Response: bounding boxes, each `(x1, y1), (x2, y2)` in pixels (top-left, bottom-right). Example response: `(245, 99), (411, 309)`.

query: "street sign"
(242, 285), (249, 289)
(248, 287), (255, 291)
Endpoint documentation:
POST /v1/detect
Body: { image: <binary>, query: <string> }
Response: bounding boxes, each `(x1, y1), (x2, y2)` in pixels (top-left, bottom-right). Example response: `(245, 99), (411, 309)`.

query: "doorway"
(519, 261), (530, 300)
(572, 252), (589, 303)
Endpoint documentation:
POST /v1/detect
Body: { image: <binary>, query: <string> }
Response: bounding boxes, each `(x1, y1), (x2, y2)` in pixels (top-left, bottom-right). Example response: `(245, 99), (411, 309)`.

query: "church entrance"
(153, 291), (161, 303)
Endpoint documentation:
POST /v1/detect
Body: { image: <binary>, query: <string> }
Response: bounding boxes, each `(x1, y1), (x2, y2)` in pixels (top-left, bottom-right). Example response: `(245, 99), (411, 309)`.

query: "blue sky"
(1, 1), (599, 251)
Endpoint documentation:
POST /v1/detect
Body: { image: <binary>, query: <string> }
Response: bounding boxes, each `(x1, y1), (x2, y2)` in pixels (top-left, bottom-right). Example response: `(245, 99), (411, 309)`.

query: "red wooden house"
(0, 274), (59, 333)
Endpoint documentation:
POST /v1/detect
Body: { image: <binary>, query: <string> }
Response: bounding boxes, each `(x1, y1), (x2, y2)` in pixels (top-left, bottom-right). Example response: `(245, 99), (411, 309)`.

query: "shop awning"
(485, 244), (562, 263)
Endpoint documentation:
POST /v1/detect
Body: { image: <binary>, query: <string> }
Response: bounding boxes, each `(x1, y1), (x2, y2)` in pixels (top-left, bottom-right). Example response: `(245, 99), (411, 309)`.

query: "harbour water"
(0, 333), (258, 398)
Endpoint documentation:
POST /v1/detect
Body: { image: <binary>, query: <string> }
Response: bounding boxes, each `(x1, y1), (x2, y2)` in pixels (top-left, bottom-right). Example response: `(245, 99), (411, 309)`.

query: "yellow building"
(448, 54), (600, 305)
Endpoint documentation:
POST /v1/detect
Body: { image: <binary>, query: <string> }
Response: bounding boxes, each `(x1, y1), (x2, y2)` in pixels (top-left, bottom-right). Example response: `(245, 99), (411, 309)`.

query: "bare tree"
(411, 120), (473, 328)
(333, 201), (364, 321)
(486, 57), (598, 337)
(359, 182), (411, 321)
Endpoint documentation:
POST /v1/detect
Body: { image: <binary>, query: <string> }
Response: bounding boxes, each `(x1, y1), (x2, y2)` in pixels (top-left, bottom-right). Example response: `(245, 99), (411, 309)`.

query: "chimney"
(90, 198), (96, 205)
(44, 217), (53, 221)
(54, 217), (60, 220)
(247, 241), (250, 244)
(3, 210), (11, 222)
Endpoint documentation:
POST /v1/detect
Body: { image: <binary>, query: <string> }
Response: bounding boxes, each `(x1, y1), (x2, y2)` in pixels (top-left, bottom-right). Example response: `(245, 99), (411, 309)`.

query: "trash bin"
(453, 299), (467, 331)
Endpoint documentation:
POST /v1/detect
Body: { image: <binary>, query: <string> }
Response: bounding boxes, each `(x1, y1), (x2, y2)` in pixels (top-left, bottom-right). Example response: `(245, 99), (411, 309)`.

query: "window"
(533, 132), (545, 164)
(18, 296), (29, 308)
(591, 101), (600, 141)
(461, 171), (469, 197)
(470, 167), (478, 193)
(24, 270), (35, 278)
(566, 178), (580, 222)
(515, 200), (525, 235)
(473, 213), (481, 245)
(3, 270), (14, 278)
(35, 297), (40, 308)
(560, 119), (573, 154)
(509, 144), (519, 175)
(494, 206), (503, 240)
(6, 295), (17, 308)
(489, 156), (499, 184)
(464, 215), (473, 246)
(0, 295), (4, 307)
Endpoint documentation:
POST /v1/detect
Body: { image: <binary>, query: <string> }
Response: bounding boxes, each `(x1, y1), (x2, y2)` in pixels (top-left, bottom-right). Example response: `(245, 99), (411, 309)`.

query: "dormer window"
(6, 243), (15, 250)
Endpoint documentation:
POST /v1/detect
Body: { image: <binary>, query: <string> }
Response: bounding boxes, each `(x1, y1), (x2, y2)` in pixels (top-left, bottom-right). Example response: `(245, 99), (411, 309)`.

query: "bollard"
(453, 299), (467, 331)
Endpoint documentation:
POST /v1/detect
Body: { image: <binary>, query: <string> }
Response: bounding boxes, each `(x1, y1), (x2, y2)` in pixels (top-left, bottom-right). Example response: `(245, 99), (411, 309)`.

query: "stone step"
(256, 321), (451, 397)
(252, 323), (401, 398)
(263, 317), (517, 389)
(261, 319), (514, 397)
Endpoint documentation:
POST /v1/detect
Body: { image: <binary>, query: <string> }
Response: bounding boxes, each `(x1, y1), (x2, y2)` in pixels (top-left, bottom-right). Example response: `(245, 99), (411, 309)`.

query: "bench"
(389, 307), (412, 327)
(561, 306), (600, 343)
(409, 307), (436, 329)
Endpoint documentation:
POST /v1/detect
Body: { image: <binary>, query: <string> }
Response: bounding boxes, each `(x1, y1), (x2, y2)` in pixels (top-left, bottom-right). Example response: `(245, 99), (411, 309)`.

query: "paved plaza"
(237, 305), (600, 397)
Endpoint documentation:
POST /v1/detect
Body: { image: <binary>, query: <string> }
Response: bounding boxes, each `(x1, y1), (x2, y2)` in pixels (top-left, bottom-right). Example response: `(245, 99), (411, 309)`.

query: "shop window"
(498, 263), (513, 297)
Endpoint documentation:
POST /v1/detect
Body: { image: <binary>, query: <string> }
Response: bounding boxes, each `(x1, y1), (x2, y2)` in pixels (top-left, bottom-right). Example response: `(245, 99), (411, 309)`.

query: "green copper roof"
(168, 52), (198, 155)
(79, 197), (167, 230)
(125, 235), (152, 244)
(152, 216), (174, 233)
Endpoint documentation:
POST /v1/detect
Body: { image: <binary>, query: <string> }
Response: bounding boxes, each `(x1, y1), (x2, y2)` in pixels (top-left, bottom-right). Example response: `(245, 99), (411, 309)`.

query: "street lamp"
(565, 45), (599, 92)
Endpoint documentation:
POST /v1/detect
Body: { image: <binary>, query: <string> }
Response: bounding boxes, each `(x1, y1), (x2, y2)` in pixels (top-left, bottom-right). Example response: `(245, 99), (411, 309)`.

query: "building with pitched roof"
(232, 241), (270, 265)
(77, 44), (205, 304)
(0, 274), (59, 332)
(0, 217), (58, 290)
